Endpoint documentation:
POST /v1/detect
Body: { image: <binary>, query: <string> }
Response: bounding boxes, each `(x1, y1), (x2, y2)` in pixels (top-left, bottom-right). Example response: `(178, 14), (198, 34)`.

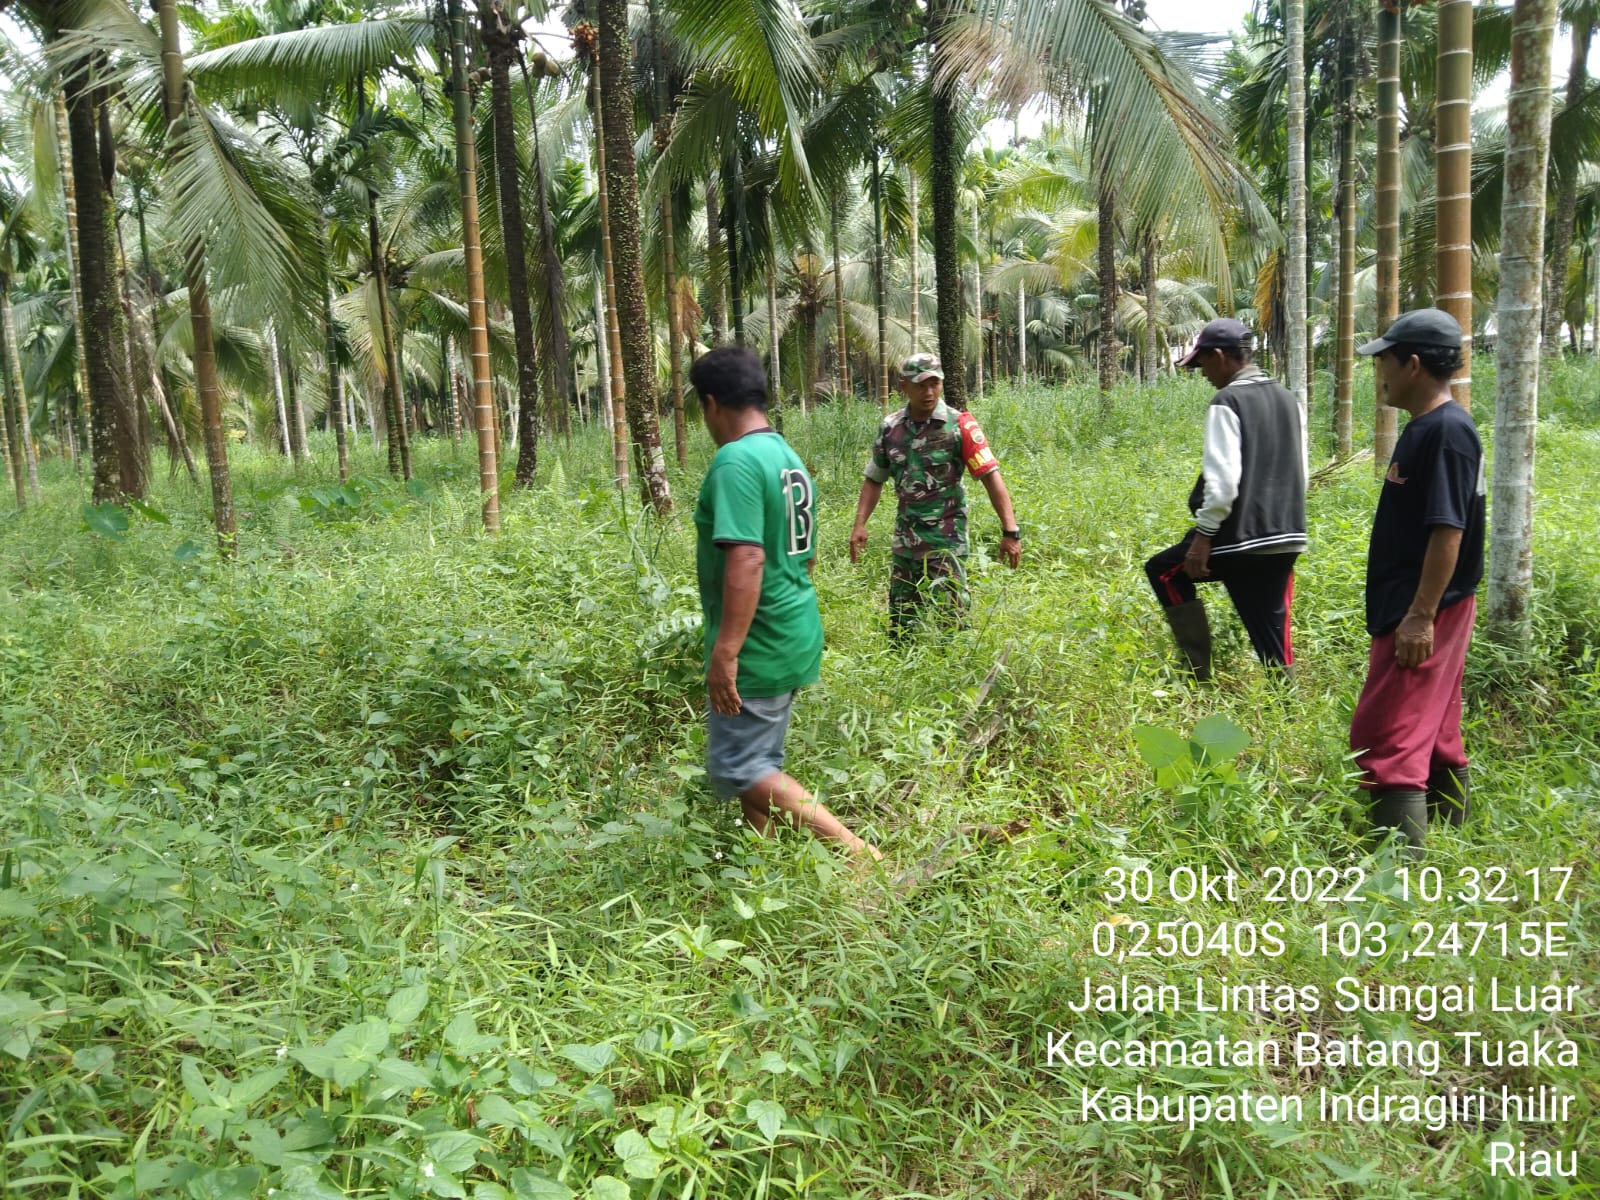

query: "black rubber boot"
(1163, 600), (1213, 682)
(1427, 764), (1470, 827)
(1369, 788), (1427, 859)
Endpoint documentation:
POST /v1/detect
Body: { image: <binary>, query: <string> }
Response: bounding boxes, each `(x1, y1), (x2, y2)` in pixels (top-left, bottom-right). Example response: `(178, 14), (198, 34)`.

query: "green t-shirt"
(695, 430), (823, 697)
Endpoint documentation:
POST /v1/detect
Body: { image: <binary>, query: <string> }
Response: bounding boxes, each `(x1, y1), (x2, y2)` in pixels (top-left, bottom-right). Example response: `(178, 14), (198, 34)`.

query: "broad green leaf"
(444, 1012), (502, 1056)
(387, 984), (430, 1026)
(1190, 714), (1250, 763)
(1131, 724), (1189, 770)
(129, 498), (170, 524)
(0, 990), (48, 1059)
(747, 1098), (785, 1141)
(586, 1176), (630, 1200)
(558, 1042), (616, 1074)
(292, 1018), (388, 1087)
(82, 502), (129, 540)
(72, 1045), (115, 1075)
(613, 1129), (663, 1179)
(426, 1130), (486, 1172)
(366, 711), (392, 726)
(183, 1165), (263, 1200)
(508, 1169), (573, 1200)
(174, 539), (205, 562)
(372, 1057), (432, 1094)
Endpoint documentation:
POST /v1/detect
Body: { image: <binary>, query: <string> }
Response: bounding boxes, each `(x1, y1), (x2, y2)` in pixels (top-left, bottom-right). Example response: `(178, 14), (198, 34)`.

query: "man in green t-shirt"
(692, 347), (880, 864)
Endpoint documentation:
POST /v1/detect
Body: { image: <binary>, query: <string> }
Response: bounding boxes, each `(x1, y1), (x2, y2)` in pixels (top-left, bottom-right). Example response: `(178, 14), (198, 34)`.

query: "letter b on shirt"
(782, 468), (814, 556)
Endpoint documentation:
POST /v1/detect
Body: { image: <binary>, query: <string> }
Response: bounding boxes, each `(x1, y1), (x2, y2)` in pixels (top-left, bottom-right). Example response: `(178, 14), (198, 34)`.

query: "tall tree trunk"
(594, 274), (612, 433)
(0, 281), (24, 508)
(367, 199), (411, 479)
(972, 206), (984, 402)
(802, 290), (817, 416)
(1334, 15), (1357, 457)
(1437, 0), (1474, 410)
(54, 93), (92, 469)
(871, 143), (889, 409)
(484, 13), (540, 488)
(1593, 219), (1600, 356)
(706, 178), (729, 344)
(597, 0), (672, 513)
(1488, 0), (1556, 647)
(908, 168), (920, 349)
(448, 0), (500, 530)
(324, 268), (350, 482)
(64, 62), (128, 502)
(727, 159), (746, 345)
(270, 325), (292, 458)
(766, 259), (781, 404)
(1142, 233), (1159, 384)
(588, 57), (629, 491)
(1285, 0), (1310, 467)
(648, 0), (687, 467)
(1017, 280), (1026, 384)
(1097, 179), (1119, 405)
(1542, 10), (1591, 355)
(831, 190), (849, 395)
(1375, 0), (1403, 473)
(0, 273), (39, 502)
(286, 343), (309, 460)
(929, 57), (967, 410)
(519, 51), (573, 436)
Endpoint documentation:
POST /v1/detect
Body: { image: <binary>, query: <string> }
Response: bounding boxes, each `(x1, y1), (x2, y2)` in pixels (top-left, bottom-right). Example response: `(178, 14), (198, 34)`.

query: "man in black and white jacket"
(1144, 318), (1307, 680)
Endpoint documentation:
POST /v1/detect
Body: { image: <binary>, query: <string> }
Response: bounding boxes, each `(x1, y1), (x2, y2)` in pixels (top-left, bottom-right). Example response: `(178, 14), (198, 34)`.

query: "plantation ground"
(2, 370), (1597, 1199)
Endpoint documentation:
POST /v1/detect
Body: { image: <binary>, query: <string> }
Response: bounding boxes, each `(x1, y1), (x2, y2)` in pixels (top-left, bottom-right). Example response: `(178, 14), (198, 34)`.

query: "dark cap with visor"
(1357, 307), (1463, 356)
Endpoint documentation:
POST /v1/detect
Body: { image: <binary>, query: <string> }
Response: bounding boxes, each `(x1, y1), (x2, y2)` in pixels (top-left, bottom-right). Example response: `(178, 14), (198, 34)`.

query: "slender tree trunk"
(448, 0), (500, 529)
(0, 274), (39, 501)
(1542, 11), (1591, 356)
(1097, 180), (1119, 405)
(588, 59), (629, 491)
(594, 274), (611, 432)
(1593, 219), (1600, 356)
(767, 259), (781, 402)
(972, 206), (984, 402)
(871, 143), (889, 409)
(727, 159), (746, 345)
(485, 17), (541, 487)
(64, 63), (128, 502)
(646, 0), (686, 467)
(802, 293), (816, 416)
(1437, 0), (1474, 410)
(929, 55), (967, 410)
(1285, 0), (1309, 466)
(55, 93), (92, 469)
(1488, 0), (1556, 647)
(601, 0), (675, 512)
(908, 169), (920, 349)
(519, 51), (573, 436)
(706, 178), (729, 344)
(1334, 16), (1357, 457)
(270, 325), (292, 458)
(367, 200), (411, 479)
(831, 190), (849, 395)
(1017, 280), (1026, 384)
(1375, 0), (1402, 473)
(0, 281), (24, 508)
(324, 270), (350, 482)
(1143, 234), (1160, 384)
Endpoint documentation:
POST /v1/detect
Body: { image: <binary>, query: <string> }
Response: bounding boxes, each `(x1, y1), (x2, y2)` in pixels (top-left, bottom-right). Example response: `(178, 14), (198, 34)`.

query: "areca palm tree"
(1375, 0), (1402, 471)
(1436, 0), (1473, 408)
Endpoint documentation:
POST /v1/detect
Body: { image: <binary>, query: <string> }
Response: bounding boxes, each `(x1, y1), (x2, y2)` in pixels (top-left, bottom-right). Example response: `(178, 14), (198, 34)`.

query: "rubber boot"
(1427, 764), (1470, 827)
(1163, 600), (1213, 682)
(1369, 788), (1427, 859)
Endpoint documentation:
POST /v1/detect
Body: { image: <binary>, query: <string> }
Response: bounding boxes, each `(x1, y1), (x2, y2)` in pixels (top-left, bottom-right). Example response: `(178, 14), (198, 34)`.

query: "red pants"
(1349, 597), (1475, 790)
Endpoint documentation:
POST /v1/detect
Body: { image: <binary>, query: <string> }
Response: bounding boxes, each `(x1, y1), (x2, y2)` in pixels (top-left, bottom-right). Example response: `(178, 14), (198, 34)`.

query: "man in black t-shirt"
(1351, 309), (1485, 856)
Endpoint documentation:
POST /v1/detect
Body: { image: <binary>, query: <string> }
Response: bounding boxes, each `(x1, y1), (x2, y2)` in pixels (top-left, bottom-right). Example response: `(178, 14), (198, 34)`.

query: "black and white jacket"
(1186, 365), (1308, 557)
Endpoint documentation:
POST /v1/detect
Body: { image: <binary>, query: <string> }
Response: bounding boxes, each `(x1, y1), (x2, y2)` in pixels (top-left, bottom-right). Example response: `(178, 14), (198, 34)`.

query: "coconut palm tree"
(1488, 0), (1557, 647)
(1436, 0), (1473, 409)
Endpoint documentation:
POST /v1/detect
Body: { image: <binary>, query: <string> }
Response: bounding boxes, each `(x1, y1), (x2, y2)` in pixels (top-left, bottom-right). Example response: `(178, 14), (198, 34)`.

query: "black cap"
(1178, 317), (1253, 368)
(1357, 307), (1463, 356)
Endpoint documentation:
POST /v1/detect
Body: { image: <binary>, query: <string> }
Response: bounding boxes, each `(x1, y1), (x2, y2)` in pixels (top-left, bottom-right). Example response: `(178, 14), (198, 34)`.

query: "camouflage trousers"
(889, 553), (970, 638)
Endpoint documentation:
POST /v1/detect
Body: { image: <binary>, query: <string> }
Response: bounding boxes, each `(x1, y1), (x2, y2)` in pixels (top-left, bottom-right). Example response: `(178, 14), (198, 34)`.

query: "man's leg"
(1425, 598), (1475, 826)
(1215, 553), (1298, 668)
(922, 553), (970, 632)
(1144, 534), (1212, 680)
(889, 554), (923, 641)
(740, 773), (881, 860)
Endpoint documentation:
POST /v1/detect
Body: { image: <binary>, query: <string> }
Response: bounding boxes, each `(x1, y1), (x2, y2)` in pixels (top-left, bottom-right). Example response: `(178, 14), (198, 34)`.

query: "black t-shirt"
(1365, 401), (1485, 636)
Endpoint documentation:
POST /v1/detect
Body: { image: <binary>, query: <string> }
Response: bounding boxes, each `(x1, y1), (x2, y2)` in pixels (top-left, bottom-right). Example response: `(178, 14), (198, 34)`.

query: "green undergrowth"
(1, 372), (1596, 1199)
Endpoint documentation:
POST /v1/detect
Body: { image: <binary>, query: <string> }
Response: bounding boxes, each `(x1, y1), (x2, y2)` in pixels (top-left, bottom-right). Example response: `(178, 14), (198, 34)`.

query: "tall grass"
(1, 370), (1595, 1198)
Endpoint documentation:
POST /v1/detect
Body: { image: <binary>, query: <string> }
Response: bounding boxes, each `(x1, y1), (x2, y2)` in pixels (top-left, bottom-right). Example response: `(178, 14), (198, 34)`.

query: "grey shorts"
(706, 691), (795, 799)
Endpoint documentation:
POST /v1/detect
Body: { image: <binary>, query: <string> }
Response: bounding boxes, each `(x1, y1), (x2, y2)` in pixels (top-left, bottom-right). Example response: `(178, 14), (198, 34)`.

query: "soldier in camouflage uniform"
(850, 354), (1020, 637)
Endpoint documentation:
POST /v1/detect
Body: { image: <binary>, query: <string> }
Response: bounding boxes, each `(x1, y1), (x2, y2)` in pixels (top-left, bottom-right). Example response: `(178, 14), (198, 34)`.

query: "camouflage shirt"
(865, 400), (1000, 558)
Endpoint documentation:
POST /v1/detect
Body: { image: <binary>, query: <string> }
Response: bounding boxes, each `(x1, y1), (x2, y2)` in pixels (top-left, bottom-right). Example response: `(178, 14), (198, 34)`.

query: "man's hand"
(708, 648), (742, 715)
(1394, 612), (1436, 668)
(1183, 534), (1213, 579)
(849, 524), (869, 563)
(999, 533), (1020, 569)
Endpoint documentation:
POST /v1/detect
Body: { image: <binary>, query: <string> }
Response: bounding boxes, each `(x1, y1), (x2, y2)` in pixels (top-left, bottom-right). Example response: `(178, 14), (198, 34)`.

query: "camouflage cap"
(898, 353), (944, 382)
